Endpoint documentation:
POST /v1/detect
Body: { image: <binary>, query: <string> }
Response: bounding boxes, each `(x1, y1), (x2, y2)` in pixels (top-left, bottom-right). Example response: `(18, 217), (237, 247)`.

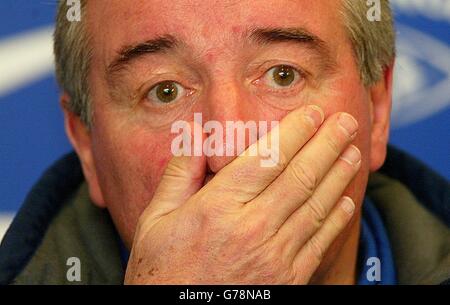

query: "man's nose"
(200, 80), (257, 174)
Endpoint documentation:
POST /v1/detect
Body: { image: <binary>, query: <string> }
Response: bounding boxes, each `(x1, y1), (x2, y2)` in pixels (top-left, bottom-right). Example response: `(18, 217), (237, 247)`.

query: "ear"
(369, 61), (395, 172)
(61, 93), (106, 208)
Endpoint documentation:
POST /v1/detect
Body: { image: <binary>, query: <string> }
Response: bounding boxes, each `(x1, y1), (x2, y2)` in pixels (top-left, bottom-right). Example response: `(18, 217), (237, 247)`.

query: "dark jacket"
(0, 146), (449, 284)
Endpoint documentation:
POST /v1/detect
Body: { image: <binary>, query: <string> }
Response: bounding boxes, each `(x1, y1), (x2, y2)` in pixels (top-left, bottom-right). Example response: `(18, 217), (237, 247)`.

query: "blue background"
(0, 1), (449, 217)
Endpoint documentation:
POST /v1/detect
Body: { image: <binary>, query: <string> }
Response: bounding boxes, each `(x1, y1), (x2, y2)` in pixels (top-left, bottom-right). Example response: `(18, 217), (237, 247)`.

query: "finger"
(277, 145), (361, 260)
(248, 112), (358, 229)
(293, 196), (355, 281)
(204, 104), (324, 203)
(140, 121), (206, 223)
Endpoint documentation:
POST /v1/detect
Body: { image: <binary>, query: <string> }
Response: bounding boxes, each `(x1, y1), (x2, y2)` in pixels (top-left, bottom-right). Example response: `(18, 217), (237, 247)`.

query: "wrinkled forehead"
(86, 0), (346, 67)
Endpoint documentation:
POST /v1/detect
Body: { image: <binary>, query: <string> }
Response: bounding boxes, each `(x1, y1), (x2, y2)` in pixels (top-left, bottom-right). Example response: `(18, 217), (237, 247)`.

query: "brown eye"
(272, 65), (296, 87)
(148, 81), (184, 104)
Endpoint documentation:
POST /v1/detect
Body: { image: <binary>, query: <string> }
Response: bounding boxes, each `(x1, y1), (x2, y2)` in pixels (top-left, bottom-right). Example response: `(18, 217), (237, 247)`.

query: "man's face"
(78, 0), (388, 262)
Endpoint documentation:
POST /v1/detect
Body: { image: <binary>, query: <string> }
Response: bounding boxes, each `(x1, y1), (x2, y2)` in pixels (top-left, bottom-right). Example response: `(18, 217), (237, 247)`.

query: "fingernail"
(304, 105), (324, 128)
(338, 113), (358, 137)
(341, 196), (355, 214)
(340, 145), (361, 165)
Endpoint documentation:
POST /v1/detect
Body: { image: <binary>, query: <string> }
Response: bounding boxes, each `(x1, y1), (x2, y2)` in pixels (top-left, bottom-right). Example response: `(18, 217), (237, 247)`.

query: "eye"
(263, 65), (301, 89)
(147, 80), (186, 104)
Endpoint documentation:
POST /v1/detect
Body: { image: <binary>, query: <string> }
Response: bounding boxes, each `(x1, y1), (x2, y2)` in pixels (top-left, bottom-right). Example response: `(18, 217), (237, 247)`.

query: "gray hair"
(54, 0), (92, 125)
(342, 0), (396, 85)
(53, 0), (395, 127)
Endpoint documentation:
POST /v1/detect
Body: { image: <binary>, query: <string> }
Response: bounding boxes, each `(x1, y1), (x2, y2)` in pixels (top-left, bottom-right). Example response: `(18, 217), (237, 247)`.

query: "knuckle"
(289, 160), (317, 197)
(328, 212), (347, 233)
(237, 214), (272, 244)
(196, 190), (226, 214)
(272, 149), (289, 172)
(196, 200), (226, 230)
(308, 235), (326, 263)
(164, 157), (189, 179)
(324, 134), (342, 156)
(306, 197), (328, 225)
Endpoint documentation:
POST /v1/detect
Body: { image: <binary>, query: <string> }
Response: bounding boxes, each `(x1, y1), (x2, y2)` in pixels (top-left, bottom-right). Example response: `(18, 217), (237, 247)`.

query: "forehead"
(87, 0), (345, 65)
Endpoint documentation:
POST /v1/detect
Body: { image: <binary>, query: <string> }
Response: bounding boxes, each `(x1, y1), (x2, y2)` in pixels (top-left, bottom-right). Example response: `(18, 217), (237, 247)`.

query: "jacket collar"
(1, 146), (448, 284)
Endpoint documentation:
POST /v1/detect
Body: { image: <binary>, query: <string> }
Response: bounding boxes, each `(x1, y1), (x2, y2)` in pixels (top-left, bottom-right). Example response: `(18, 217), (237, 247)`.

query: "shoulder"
(368, 145), (450, 284)
(0, 152), (83, 284)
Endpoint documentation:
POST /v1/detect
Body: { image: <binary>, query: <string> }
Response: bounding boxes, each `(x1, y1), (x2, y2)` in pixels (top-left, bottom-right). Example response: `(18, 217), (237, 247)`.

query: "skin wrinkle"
(105, 32), (339, 124)
(106, 26), (337, 85)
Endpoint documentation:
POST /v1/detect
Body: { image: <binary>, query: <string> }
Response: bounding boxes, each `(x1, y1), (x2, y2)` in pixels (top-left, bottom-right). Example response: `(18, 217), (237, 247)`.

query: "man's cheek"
(124, 132), (178, 192)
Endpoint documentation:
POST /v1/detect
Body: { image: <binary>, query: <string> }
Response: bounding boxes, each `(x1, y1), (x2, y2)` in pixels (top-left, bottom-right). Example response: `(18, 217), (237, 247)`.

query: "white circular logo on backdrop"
(391, 0), (450, 127)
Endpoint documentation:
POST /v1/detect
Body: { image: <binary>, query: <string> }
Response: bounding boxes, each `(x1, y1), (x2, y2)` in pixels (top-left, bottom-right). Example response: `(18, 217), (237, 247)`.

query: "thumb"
(142, 121), (206, 222)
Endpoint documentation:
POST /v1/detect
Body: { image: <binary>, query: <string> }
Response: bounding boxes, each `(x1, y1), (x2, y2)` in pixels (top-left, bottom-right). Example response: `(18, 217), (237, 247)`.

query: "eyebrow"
(106, 27), (333, 78)
(107, 34), (178, 74)
(248, 27), (331, 59)
(250, 27), (318, 43)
